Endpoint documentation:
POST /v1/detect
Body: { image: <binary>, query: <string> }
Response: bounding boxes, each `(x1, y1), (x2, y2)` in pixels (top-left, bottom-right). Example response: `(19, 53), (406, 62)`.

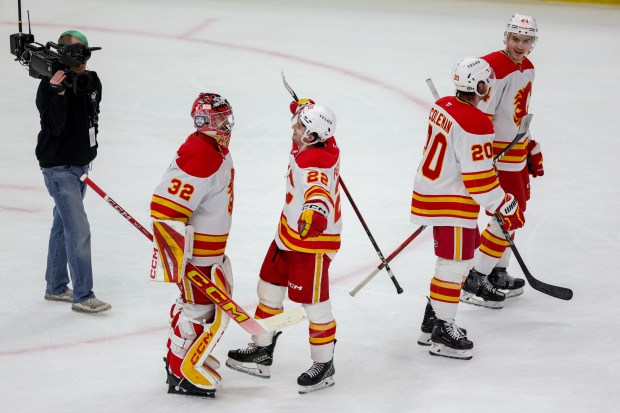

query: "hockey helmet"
(452, 57), (495, 97)
(191, 92), (234, 147)
(294, 104), (336, 144)
(504, 13), (538, 48)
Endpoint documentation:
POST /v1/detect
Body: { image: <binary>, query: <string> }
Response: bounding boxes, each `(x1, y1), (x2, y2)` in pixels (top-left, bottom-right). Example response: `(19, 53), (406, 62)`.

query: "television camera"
(9, 0), (101, 95)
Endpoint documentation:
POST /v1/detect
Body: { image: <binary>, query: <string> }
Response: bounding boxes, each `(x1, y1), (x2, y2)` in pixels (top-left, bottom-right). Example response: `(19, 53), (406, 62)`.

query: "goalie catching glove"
(527, 139), (544, 177)
(298, 203), (328, 239)
(496, 193), (525, 231)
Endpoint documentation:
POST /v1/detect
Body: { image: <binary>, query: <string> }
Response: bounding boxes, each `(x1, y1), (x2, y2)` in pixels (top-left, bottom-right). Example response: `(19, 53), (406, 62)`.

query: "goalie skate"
(226, 332), (281, 379)
(460, 269), (505, 309)
(429, 320), (473, 360)
(297, 360), (335, 394)
(489, 267), (525, 298)
(164, 358), (216, 398)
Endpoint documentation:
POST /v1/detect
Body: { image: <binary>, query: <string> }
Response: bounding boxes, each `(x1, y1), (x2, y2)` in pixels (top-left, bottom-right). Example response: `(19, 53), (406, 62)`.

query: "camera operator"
(37, 30), (110, 314)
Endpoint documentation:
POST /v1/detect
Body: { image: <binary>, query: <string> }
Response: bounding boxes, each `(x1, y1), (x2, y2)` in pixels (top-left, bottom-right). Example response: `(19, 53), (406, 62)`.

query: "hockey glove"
(527, 139), (544, 178)
(298, 203), (328, 239)
(290, 98), (315, 115)
(496, 193), (525, 232)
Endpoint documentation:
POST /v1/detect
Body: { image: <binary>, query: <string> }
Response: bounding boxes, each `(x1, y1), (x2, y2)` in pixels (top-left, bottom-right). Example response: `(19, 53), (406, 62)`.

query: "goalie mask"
(293, 104), (337, 145)
(504, 13), (538, 50)
(452, 57), (495, 97)
(191, 93), (235, 147)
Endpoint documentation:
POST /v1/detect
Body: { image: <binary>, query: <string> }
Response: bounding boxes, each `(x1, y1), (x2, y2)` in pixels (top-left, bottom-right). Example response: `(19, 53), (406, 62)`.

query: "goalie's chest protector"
(151, 134), (234, 266)
(276, 139), (342, 254)
(479, 51), (535, 172)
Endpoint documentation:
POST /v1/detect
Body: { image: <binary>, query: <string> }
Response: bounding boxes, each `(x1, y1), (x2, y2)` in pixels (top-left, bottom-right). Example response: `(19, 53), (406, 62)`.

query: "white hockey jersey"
(410, 96), (505, 228)
(151, 133), (234, 267)
(275, 137), (342, 257)
(478, 50), (535, 172)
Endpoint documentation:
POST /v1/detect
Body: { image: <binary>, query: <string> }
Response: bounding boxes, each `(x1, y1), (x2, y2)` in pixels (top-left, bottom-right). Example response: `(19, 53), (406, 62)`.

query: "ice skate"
(226, 331), (281, 378)
(164, 360), (216, 398)
(297, 359), (335, 394)
(460, 269), (505, 309)
(489, 267), (525, 298)
(417, 297), (466, 346)
(429, 319), (473, 360)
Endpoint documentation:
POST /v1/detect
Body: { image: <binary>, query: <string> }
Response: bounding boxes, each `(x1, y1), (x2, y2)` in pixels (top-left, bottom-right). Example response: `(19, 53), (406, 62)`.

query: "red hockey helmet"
(191, 92), (234, 147)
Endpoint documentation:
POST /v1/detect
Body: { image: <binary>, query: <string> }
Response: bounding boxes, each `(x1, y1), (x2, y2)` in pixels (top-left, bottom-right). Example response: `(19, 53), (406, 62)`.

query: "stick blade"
(258, 306), (306, 331)
(518, 113), (533, 135)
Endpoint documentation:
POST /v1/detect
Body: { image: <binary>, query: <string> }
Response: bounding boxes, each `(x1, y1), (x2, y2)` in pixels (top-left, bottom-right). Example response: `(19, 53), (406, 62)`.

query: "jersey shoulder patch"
(438, 97), (494, 136)
(296, 138), (340, 169)
(175, 133), (224, 178)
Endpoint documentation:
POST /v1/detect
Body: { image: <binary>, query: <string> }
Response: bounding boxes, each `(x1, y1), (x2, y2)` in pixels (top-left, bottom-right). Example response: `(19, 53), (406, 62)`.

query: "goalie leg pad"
(166, 268), (231, 391)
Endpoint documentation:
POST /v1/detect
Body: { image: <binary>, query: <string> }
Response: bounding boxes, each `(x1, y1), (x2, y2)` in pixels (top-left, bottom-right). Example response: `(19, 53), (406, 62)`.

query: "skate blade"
(298, 377), (335, 394)
(460, 292), (504, 309)
(167, 385), (216, 398)
(502, 287), (524, 299)
(417, 332), (432, 346)
(225, 358), (271, 379)
(429, 343), (472, 360)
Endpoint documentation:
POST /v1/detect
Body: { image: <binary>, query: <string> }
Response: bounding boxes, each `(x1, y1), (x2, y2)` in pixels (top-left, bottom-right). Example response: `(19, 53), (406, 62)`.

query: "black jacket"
(35, 72), (102, 167)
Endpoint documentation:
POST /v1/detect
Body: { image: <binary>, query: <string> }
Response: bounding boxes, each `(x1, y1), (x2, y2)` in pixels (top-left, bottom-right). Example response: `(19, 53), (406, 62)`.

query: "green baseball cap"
(60, 30), (88, 46)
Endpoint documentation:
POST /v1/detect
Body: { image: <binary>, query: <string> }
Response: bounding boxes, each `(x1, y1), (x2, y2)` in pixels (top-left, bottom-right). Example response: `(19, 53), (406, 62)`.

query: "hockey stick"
(493, 212), (572, 300)
(490, 115), (572, 299)
(339, 177), (404, 294)
(80, 175), (307, 333)
(349, 225), (426, 296)
(426, 78), (440, 100)
(281, 71), (404, 294)
(426, 79), (570, 299)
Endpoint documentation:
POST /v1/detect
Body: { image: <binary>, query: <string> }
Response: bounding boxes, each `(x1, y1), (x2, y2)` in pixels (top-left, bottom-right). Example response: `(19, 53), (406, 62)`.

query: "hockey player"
(226, 100), (341, 394)
(411, 57), (524, 359)
(462, 13), (543, 305)
(150, 92), (235, 397)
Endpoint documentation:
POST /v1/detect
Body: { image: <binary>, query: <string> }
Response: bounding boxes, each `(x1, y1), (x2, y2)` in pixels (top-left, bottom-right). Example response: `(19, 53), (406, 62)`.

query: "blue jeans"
(42, 165), (94, 303)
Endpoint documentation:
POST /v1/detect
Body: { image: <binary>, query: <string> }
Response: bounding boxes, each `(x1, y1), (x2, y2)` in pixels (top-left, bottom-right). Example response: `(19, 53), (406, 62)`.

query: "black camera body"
(9, 2), (101, 95)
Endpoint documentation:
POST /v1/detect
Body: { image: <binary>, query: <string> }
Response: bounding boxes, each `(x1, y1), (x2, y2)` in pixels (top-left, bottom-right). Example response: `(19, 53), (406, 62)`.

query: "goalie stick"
(80, 175), (307, 334)
(281, 71), (404, 294)
(426, 78), (572, 300)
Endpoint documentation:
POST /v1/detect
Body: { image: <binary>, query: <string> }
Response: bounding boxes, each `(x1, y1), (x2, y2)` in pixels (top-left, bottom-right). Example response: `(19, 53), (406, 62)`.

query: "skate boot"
(297, 359), (335, 394)
(417, 297), (466, 346)
(163, 358), (215, 398)
(460, 269), (505, 309)
(226, 331), (281, 378)
(429, 319), (473, 360)
(489, 267), (525, 298)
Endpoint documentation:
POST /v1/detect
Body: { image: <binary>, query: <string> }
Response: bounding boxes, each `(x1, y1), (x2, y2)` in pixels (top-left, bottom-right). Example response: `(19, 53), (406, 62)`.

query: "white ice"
(1, 0), (619, 412)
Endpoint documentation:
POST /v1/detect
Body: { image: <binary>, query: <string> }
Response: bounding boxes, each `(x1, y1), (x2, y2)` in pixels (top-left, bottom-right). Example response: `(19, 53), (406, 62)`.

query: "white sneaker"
(72, 296), (111, 313)
(44, 289), (73, 303)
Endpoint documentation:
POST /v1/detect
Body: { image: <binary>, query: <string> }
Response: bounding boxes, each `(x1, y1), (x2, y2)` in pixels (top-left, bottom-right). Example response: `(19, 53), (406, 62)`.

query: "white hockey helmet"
(452, 57), (495, 97)
(296, 104), (336, 144)
(504, 13), (538, 46)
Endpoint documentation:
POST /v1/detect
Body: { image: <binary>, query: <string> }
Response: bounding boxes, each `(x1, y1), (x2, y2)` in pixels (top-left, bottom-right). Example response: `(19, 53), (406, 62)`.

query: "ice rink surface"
(1, 0), (619, 411)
